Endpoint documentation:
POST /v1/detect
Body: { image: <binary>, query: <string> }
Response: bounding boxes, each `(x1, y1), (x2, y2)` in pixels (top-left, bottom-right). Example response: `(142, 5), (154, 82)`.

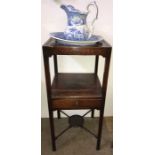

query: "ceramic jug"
(61, 1), (98, 41)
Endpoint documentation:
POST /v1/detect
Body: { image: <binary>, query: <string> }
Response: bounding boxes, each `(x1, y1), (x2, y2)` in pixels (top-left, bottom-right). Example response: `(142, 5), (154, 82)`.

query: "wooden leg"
(94, 55), (99, 74)
(57, 110), (61, 119)
(96, 107), (104, 150)
(91, 109), (94, 118)
(49, 111), (56, 151)
(111, 141), (113, 148)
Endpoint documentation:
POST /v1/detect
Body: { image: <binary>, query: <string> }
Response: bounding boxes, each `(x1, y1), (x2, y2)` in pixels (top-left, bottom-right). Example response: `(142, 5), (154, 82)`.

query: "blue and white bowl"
(50, 32), (103, 46)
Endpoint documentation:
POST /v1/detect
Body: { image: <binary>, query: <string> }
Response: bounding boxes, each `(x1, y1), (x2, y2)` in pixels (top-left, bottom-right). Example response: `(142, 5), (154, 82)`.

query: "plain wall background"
(41, 0), (113, 118)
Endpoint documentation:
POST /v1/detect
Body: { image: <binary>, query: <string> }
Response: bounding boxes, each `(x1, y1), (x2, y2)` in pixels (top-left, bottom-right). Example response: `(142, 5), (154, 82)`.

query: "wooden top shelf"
(43, 38), (112, 56)
(43, 38), (111, 48)
(51, 73), (103, 99)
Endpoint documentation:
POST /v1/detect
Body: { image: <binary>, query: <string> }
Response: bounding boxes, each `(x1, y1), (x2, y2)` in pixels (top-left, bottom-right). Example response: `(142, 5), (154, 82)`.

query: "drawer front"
(52, 99), (102, 110)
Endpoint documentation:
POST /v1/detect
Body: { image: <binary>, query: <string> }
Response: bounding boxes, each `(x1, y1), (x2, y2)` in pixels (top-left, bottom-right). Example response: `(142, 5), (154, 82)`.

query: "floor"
(41, 117), (113, 155)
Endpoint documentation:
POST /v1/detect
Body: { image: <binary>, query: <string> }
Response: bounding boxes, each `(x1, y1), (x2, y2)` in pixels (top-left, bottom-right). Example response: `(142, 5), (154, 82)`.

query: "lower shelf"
(51, 73), (103, 110)
(51, 73), (103, 99)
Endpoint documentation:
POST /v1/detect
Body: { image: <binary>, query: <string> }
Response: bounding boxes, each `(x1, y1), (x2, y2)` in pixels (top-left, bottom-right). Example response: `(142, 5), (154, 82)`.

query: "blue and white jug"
(61, 1), (98, 41)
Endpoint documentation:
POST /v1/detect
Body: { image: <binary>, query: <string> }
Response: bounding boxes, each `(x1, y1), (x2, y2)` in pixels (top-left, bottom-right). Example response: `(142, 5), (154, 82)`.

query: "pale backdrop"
(41, 0), (113, 117)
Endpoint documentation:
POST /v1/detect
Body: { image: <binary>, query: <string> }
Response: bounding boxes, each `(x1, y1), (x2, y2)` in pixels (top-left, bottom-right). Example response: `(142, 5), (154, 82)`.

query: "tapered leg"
(91, 109), (94, 118)
(57, 110), (61, 119)
(49, 111), (56, 151)
(96, 108), (104, 150)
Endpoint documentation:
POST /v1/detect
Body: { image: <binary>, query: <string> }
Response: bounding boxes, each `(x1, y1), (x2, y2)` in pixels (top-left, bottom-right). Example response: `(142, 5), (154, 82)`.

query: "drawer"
(52, 99), (102, 110)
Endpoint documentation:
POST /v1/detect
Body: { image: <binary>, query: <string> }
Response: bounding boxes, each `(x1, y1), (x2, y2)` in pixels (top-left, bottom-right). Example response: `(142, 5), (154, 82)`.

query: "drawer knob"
(75, 101), (79, 106)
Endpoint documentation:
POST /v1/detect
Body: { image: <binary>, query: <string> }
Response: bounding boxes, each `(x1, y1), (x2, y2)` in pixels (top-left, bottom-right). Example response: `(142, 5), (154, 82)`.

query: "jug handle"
(87, 1), (98, 39)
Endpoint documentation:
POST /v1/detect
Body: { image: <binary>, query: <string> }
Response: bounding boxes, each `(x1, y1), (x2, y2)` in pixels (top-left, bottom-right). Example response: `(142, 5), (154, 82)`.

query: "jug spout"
(60, 5), (69, 14)
(61, 4), (85, 15)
